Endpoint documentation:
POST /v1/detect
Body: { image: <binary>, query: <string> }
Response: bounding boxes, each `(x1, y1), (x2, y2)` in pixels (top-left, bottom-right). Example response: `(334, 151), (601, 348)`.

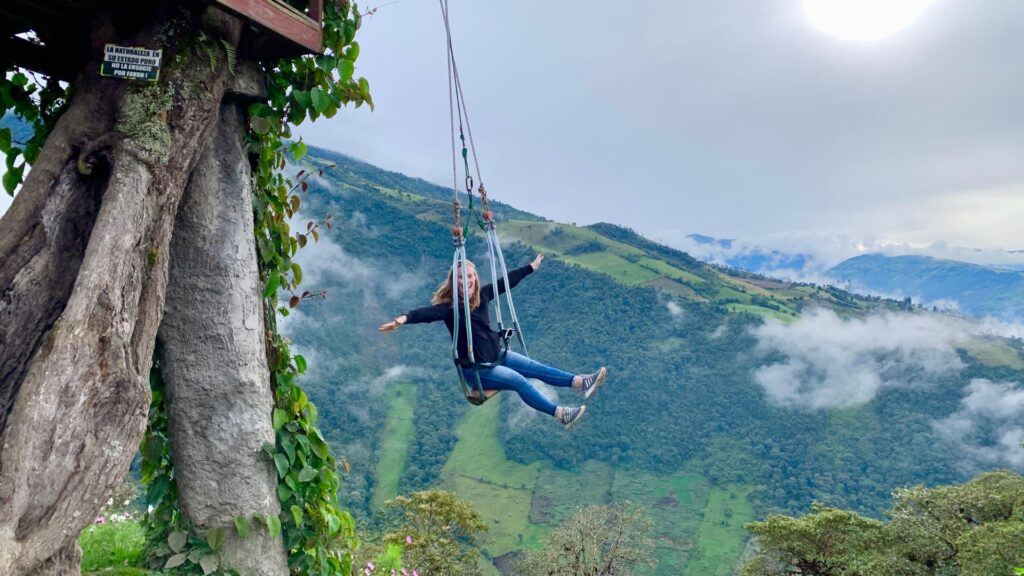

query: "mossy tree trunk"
(0, 5), (242, 574)
(158, 99), (289, 575)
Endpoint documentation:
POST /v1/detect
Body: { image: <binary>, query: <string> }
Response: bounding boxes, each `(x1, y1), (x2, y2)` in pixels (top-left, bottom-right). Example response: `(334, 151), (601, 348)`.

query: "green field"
(959, 338), (1024, 369)
(433, 401), (755, 575)
(612, 468), (712, 575)
(440, 400), (547, 571)
(682, 486), (754, 576)
(371, 383), (417, 510)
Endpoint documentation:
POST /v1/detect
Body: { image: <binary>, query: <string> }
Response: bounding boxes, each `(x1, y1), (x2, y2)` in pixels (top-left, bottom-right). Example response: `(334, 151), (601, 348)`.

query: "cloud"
(934, 379), (1024, 471)
(289, 220), (430, 302)
(752, 309), (966, 410)
(665, 300), (683, 318)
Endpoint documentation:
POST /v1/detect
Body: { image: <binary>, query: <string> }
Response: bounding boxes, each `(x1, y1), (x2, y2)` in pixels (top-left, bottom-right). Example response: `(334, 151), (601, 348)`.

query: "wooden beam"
(1, 36), (76, 82)
(213, 0), (322, 55)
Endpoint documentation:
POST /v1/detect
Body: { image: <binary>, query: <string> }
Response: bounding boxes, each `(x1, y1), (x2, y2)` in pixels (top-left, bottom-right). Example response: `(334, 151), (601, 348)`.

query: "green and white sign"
(100, 44), (162, 81)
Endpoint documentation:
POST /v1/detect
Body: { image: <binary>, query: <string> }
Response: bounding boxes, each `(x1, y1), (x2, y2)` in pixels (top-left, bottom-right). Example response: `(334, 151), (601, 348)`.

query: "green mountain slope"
(286, 146), (1024, 575)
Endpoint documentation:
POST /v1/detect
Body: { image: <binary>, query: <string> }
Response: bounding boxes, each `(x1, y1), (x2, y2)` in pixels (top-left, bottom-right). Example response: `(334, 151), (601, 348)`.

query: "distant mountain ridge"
(678, 232), (1024, 321)
(828, 254), (1024, 321)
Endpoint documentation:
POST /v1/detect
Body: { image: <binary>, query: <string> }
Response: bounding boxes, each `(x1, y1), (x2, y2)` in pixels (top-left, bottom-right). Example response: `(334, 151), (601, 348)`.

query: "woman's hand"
(530, 254), (544, 271)
(379, 315), (407, 332)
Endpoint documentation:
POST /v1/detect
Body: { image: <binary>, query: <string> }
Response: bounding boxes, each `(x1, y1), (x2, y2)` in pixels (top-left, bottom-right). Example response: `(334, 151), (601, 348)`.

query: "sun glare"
(803, 0), (936, 41)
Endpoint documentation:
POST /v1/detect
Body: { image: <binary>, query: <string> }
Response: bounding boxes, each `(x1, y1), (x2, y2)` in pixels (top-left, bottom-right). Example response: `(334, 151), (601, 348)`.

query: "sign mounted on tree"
(100, 45), (162, 81)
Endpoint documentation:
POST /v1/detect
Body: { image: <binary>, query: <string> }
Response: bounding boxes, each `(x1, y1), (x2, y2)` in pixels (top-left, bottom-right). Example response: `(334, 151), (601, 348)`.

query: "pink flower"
(94, 516), (106, 524)
(405, 535), (412, 544)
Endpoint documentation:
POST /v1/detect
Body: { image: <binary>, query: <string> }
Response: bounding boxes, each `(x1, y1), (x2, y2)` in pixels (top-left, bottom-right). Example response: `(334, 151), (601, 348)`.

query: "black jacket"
(404, 265), (534, 364)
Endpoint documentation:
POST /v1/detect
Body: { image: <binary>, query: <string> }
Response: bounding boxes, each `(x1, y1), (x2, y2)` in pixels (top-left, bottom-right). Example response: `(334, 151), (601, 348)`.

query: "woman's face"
(457, 265), (477, 297)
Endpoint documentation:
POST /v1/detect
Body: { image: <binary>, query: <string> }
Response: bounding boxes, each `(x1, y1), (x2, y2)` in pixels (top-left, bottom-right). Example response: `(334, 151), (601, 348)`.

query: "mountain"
(284, 146), (1024, 575)
(682, 233), (814, 275)
(828, 254), (1024, 321)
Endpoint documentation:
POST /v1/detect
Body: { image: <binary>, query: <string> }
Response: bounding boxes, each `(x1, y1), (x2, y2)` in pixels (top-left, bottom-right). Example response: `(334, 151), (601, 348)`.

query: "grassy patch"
(726, 303), (796, 322)
(638, 257), (706, 285)
(371, 382), (417, 510)
(682, 485), (754, 576)
(529, 460), (615, 528)
(612, 468), (711, 575)
(441, 400), (546, 570)
(959, 337), (1024, 369)
(79, 521), (145, 574)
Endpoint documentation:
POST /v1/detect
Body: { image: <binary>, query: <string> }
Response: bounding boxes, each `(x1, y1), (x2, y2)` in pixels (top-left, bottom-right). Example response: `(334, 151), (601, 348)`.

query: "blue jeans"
(462, 351), (575, 416)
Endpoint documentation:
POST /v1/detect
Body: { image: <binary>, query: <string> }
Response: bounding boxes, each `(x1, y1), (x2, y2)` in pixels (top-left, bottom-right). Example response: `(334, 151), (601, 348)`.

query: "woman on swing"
(379, 254), (606, 428)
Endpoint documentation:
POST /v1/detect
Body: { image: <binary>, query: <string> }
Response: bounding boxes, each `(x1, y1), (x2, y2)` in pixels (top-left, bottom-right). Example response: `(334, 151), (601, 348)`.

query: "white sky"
(3, 2), (1020, 261)
(295, 0), (1024, 255)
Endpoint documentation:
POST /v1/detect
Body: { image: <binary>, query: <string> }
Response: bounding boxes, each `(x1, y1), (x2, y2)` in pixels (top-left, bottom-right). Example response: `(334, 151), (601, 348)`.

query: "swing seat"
(465, 389), (500, 406)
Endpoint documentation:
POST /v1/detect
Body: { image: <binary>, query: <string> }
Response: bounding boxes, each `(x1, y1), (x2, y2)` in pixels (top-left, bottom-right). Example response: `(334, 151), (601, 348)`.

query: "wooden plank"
(214, 0), (322, 54)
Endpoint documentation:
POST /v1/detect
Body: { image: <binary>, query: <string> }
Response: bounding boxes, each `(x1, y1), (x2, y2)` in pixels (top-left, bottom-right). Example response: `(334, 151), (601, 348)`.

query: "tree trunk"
(0, 6), (242, 574)
(158, 101), (289, 575)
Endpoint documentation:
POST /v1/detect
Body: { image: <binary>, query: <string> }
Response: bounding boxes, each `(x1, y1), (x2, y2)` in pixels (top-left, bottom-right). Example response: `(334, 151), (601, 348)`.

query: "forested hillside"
(284, 146), (1024, 574)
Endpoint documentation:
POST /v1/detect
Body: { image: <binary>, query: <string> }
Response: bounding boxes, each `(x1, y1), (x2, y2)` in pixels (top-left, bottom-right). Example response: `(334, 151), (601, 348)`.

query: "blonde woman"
(379, 254), (606, 428)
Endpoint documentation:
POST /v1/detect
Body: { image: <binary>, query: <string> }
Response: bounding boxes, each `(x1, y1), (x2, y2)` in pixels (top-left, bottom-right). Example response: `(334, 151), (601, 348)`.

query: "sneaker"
(556, 405), (587, 429)
(579, 367), (607, 399)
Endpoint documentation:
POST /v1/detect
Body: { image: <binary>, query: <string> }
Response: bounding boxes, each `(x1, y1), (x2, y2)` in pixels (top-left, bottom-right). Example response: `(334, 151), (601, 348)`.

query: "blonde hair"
(432, 261), (481, 310)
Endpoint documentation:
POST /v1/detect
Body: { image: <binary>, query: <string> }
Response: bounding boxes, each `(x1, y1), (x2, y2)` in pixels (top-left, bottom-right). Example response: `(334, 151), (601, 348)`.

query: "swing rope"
(440, 0), (529, 404)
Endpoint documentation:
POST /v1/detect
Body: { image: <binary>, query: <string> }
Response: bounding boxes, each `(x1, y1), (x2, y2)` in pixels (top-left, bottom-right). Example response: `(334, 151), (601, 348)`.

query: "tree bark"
(0, 6), (242, 574)
(158, 101), (289, 575)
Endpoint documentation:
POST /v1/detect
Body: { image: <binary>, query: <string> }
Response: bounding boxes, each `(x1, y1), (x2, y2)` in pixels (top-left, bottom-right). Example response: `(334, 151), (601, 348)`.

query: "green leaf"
(306, 402), (318, 424)
(295, 354), (307, 374)
(345, 41), (360, 62)
(274, 452), (290, 478)
(263, 272), (281, 298)
(234, 516), (252, 539)
(326, 512), (341, 535)
(250, 115), (273, 134)
(168, 530), (188, 553)
(277, 483), (293, 503)
(273, 408), (289, 431)
(292, 89), (311, 109)
(267, 515), (282, 539)
(200, 555), (219, 575)
(0, 128), (10, 153)
(291, 504), (303, 527)
(339, 60), (355, 83)
(206, 527), (227, 551)
(3, 164), (23, 195)
(310, 87), (328, 113)
(261, 441), (276, 456)
(310, 432), (329, 460)
(165, 553), (188, 569)
(282, 436), (296, 464)
(188, 549), (204, 564)
(298, 466), (317, 482)
(11, 72), (28, 87)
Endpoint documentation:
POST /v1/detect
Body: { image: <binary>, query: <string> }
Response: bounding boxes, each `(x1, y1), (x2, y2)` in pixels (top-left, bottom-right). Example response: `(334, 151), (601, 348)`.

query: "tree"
(743, 470), (1024, 576)
(515, 502), (656, 576)
(1, 6), (244, 573)
(381, 490), (488, 576)
(0, 1), (369, 573)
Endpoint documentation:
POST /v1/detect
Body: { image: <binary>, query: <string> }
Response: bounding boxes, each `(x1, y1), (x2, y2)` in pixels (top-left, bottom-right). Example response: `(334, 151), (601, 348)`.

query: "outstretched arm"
(379, 303), (449, 332)
(486, 254), (545, 299)
(379, 315), (407, 332)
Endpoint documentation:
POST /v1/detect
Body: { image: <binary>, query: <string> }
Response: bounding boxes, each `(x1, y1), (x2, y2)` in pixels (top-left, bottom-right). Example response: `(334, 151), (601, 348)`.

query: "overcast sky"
(295, 0), (1024, 258)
